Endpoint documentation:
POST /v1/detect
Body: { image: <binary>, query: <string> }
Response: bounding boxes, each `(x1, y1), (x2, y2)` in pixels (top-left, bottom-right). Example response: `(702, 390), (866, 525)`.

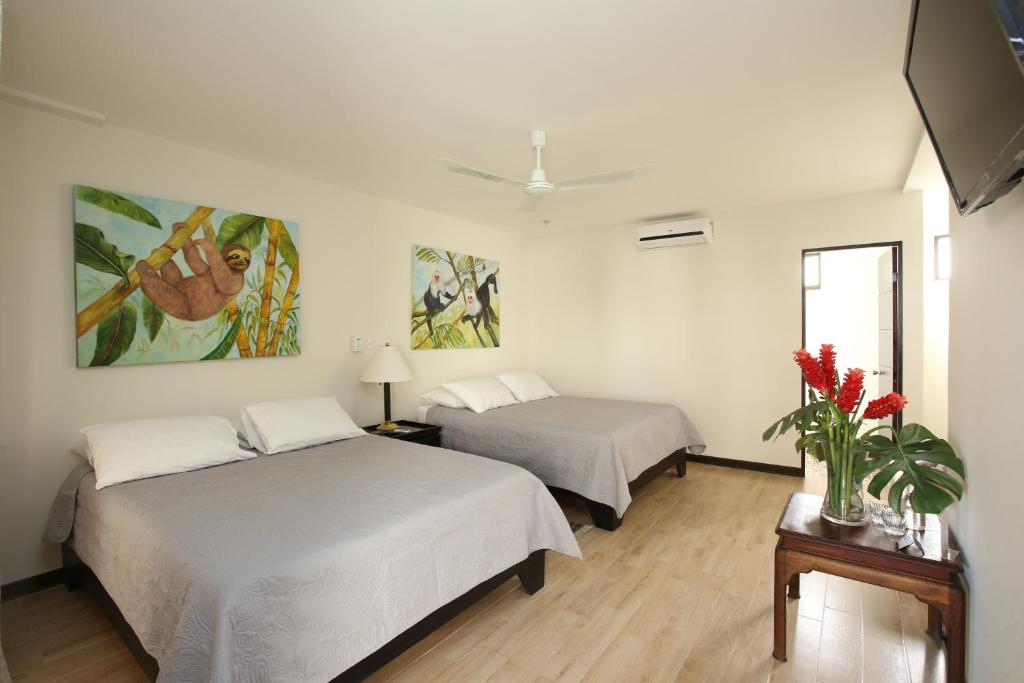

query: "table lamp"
(360, 343), (414, 431)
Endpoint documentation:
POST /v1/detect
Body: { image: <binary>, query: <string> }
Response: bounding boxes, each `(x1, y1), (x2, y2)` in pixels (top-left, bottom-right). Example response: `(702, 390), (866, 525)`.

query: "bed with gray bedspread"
(425, 396), (706, 518)
(45, 435), (580, 683)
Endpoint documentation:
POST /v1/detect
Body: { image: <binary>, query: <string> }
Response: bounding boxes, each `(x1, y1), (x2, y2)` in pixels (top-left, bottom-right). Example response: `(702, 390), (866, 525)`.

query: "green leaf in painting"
(75, 186), (162, 230)
(277, 223), (299, 270)
(201, 312), (243, 360)
(75, 223), (136, 282)
(141, 296), (165, 342)
(216, 214), (266, 250)
(90, 301), (138, 366)
(415, 247), (442, 263)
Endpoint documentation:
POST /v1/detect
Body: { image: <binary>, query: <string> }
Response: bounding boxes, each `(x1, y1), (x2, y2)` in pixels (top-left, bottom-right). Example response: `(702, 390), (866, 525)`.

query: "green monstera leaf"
(75, 186), (161, 229)
(216, 214), (266, 250)
(860, 424), (966, 514)
(75, 223), (136, 283)
(90, 302), (137, 366)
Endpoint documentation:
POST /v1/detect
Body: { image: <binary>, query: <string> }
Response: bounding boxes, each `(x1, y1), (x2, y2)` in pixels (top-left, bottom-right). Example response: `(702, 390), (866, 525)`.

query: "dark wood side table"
(773, 492), (966, 683)
(362, 420), (441, 447)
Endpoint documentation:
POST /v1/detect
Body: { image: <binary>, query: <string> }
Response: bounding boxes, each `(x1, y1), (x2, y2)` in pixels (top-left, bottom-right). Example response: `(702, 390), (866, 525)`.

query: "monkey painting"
(137, 222), (252, 321)
(476, 272), (499, 325)
(422, 270), (452, 334)
(460, 280), (496, 347)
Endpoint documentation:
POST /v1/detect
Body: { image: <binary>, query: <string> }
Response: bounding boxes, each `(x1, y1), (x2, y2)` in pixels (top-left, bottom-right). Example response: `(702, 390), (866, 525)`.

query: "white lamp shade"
(360, 344), (414, 383)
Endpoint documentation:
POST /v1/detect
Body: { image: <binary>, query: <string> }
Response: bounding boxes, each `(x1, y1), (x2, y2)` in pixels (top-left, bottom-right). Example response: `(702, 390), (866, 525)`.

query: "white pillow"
(81, 416), (256, 490)
(241, 397), (365, 454)
(441, 377), (518, 414)
(420, 387), (466, 409)
(496, 372), (559, 403)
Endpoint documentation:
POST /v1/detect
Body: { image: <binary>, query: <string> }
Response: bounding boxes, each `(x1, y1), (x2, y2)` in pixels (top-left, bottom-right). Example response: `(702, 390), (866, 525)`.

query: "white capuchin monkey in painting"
(422, 270), (452, 334)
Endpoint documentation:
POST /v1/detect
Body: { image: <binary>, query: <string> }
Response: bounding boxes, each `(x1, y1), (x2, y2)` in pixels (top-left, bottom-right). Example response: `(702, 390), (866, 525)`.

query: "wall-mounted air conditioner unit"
(636, 218), (713, 250)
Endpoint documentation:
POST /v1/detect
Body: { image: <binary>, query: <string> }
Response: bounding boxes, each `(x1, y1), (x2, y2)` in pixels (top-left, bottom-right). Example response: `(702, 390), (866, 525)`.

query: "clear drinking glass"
(882, 507), (907, 536)
(869, 502), (886, 526)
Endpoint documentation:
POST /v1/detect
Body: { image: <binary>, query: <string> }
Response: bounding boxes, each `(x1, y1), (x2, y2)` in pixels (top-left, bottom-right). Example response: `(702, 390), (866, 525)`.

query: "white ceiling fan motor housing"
(525, 129), (554, 194)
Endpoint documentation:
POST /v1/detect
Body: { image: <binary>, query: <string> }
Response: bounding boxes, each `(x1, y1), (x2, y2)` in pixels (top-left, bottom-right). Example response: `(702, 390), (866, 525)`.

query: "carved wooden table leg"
(773, 544), (788, 662)
(944, 582), (966, 683)
(926, 603), (943, 639)
(788, 571), (800, 599)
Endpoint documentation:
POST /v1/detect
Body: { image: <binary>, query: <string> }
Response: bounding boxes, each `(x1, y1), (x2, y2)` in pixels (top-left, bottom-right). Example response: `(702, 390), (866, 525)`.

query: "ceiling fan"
(438, 130), (653, 211)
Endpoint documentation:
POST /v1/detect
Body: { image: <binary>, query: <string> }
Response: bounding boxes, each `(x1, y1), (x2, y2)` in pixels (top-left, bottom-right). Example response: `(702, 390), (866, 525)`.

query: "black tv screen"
(905, 0), (1024, 214)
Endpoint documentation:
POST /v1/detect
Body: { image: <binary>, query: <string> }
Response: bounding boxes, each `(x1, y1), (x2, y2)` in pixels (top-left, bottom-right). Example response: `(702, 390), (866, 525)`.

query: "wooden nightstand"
(362, 420), (441, 447)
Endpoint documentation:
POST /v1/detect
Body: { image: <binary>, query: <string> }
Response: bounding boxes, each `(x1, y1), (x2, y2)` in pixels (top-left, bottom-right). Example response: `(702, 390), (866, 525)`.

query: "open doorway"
(801, 242), (903, 475)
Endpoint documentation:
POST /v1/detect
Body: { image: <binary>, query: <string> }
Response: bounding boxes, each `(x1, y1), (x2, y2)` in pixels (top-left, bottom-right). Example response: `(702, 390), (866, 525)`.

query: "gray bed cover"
(45, 435), (580, 682)
(426, 395), (706, 517)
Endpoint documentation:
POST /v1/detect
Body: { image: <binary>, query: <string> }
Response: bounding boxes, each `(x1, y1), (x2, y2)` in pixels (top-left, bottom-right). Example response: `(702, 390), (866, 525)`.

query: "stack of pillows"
(80, 397), (365, 490)
(421, 371), (558, 413)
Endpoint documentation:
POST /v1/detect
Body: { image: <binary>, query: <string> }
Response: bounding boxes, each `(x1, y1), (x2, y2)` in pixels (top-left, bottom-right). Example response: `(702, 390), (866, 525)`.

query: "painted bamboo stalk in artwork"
(200, 220), (253, 357)
(76, 206), (215, 337)
(268, 258), (300, 357)
(255, 218), (281, 356)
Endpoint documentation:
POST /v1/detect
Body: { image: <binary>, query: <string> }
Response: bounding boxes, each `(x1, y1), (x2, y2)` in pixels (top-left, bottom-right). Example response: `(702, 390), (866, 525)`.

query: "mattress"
(426, 395), (706, 517)
(47, 435), (580, 682)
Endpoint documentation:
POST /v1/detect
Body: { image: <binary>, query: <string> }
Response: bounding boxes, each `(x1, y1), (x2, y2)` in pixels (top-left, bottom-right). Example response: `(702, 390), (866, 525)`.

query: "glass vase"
(821, 440), (867, 526)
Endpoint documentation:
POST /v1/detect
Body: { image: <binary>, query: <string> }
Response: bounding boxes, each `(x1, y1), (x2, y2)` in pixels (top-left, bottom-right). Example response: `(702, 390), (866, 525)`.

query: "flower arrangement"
(764, 344), (966, 525)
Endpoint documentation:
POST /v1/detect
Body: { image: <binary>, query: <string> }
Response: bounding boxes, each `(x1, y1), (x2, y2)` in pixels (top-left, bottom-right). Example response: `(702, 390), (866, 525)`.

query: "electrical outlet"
(366, 338), (377, 351)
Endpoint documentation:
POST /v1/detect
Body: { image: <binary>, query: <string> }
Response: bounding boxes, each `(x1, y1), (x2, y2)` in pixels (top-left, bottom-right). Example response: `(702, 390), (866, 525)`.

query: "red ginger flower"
(793, 349), (828, 395)
(818, 344), (838, 397)
(835, 368), (864, 413)
(863, 393), (908, 420)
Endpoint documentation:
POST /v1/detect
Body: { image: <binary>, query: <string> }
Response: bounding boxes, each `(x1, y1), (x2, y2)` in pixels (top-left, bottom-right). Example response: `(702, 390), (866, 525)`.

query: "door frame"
(799, 241), (904, 476)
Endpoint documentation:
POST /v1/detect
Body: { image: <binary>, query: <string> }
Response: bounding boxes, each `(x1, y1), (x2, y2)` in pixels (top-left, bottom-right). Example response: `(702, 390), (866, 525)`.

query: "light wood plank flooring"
(1, 463), (950, 682)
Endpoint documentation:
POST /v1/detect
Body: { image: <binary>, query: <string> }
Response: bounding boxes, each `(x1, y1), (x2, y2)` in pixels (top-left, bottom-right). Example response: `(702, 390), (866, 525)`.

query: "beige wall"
(527, 189), (925, 468)
(0, 102), (533, 582)
(947, 190), (1024, 682)
(921, 183), (951, 437)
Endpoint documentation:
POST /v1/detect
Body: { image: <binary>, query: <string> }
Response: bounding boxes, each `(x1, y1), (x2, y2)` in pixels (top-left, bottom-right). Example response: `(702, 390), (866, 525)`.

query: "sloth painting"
(411, 245), (499, 349)
(74, 186), (301, 367)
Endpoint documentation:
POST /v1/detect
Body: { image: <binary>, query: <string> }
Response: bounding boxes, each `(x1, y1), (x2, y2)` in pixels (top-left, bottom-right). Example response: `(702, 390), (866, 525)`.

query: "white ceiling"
(0, 0), (922, 230)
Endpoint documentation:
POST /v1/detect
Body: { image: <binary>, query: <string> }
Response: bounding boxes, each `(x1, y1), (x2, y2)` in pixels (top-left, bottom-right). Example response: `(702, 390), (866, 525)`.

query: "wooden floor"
(1, 463), (949, 682)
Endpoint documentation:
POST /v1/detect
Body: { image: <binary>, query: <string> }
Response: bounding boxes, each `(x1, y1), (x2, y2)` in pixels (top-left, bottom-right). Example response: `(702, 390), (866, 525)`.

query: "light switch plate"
(351, 336), (364, 352)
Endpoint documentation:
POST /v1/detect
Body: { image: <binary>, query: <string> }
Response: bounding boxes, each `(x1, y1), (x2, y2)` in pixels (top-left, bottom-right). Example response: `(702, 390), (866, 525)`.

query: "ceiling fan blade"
(438, 158), (525, 187)
(515, 195), (543, 213)
(556, 165), (654, 190)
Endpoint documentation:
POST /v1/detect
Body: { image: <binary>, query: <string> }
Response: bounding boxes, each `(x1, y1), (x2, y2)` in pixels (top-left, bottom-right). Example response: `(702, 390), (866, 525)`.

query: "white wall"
(0, 101), (533, 582)
(528, 189), (924, 468)
(921, 183), (950, 437)
(806, 247), (889, 400)
(946, 190), (1024, 682)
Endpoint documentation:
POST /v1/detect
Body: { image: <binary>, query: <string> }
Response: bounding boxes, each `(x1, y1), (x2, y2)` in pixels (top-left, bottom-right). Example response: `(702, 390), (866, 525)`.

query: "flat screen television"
(905, 0), (1024, 215)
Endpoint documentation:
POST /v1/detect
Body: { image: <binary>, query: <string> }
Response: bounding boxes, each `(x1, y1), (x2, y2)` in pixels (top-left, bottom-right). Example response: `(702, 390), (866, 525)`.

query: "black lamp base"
(375, 382), (396, 430)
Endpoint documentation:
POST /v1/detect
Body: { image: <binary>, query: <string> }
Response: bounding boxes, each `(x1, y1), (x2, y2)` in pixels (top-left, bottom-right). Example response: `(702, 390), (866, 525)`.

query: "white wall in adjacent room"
(805, 247), (890, 401)
(0, 101), (532, 582)
(946, 189), (1024, 682)
(527, 189), (925, 468)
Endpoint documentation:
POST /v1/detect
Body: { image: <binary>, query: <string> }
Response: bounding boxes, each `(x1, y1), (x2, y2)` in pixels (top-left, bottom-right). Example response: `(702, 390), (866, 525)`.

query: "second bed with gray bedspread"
(426, 395), (706, 518)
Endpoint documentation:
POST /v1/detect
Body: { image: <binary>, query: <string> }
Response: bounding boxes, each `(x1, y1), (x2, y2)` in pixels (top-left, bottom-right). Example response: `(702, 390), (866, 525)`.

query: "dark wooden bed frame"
(62, 543), (546, 682)
(555, 447), (688, 532)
